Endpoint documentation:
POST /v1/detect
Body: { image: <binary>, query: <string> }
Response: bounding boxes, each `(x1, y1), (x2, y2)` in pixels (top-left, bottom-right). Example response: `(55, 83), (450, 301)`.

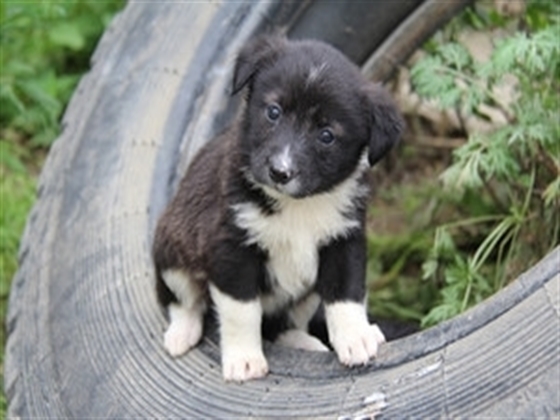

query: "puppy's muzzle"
(268, 154), (296, 185)
(269, 164), (294, 185)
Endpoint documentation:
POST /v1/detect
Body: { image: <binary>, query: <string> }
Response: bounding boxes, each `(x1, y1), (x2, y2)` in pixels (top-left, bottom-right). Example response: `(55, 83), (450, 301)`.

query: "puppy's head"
(233, 35), (404, 198)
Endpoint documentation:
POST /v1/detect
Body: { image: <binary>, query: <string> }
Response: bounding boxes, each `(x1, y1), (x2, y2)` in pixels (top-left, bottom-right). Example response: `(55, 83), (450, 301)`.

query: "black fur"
(316, 228), (368, 304)
(153, 35), (404, 350)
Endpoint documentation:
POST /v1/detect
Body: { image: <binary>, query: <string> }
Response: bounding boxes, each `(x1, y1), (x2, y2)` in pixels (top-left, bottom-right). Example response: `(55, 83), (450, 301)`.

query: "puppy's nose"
(269, 165), (294, 185)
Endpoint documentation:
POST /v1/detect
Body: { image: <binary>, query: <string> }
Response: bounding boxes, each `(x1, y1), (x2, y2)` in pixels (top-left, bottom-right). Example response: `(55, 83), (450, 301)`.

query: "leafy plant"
(0, 141), (36, 300)
(412, 5), (560, 326)
(1, 0), (124, 147)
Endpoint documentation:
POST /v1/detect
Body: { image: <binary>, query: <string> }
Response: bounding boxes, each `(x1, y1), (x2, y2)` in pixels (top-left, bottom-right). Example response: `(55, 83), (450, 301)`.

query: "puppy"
(153, 35), (404, 382)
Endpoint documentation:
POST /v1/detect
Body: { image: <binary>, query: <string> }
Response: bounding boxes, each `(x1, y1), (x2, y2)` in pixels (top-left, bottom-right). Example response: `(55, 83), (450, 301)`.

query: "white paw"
(276, 329), (330, 352)
(163, 305), (203, 357)
(325, 302), (386, 367)
(209, 286), (268, 382)
(332, 323), (385, 366)
(222, 348), (269, 382)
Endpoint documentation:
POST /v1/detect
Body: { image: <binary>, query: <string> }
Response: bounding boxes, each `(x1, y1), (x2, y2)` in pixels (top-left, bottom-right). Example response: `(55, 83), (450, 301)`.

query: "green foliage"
(367, 231), (436, 322)
(0, 142), (36, 301)
(0, 0), (125, 280)
(412, 6), (560, 327)
(1, 0), (125, 147)
(366, 178), (443, 323)
(0, 140), (36, 416)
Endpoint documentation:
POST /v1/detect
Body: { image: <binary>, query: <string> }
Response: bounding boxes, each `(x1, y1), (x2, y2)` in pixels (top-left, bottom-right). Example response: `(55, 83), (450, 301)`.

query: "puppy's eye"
(266, 104), (282, 122)
(318, 129), (335, 145)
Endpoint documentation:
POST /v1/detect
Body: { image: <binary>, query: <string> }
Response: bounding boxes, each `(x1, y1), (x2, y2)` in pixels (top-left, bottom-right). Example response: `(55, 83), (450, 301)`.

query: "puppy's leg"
(324, 302), (385, 366)
(317, 233), (386, 366)
(210, 285), (268, 382)
(276, 293), (329, 352)
(161, 269), (206, 357)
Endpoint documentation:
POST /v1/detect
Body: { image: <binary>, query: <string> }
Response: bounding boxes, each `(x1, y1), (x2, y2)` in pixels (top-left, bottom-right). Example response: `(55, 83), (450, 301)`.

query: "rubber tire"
(6, 1), (559, 417)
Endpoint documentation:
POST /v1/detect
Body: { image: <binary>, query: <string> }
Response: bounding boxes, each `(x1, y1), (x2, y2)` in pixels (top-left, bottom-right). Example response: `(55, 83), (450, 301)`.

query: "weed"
(411, 1), (560, 326)
(1, 1), (125, 147)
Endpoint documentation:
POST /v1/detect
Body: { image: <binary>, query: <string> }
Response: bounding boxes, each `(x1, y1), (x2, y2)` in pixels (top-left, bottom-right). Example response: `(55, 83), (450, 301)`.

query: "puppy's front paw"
(325, 302), (386, 367)
(209, 287), (268, 382)
(222, 348), (269, 382)
(331, 323), (385, 366)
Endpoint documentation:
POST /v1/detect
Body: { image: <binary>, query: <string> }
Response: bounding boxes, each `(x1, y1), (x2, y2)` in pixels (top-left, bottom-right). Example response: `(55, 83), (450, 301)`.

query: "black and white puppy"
(153, 36), (404, 382)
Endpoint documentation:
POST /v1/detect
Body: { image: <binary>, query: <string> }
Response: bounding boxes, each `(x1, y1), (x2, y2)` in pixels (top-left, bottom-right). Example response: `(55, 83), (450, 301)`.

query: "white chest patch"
(232, 159), (369, 314)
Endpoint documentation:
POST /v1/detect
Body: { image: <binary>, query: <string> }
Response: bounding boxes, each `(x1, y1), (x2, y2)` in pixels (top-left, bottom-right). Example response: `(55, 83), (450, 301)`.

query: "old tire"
(6, 1), (559, 417)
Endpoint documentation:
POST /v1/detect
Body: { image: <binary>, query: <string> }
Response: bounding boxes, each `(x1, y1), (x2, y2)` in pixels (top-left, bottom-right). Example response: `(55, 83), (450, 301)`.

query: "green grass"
(0, 142), (37, 315)
(0, 141), (37, 413)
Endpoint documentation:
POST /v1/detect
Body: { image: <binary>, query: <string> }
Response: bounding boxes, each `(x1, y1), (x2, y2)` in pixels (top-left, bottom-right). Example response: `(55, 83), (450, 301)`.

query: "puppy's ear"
(232, 35), (286, 94)
(363, 83), (405, 166)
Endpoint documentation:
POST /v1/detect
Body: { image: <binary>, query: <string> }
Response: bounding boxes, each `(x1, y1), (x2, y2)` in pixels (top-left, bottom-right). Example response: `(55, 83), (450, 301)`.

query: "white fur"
(277, 145), (293, 172)
(164, 303), (204, 357)
(161, 270), (206, 357)
(276, 329), (329, 352)
(270, 145), (300, 196)
(324, 301), (386, 366)
(209, 285), (268, 382)
(233, 153), (369, 314)
(306, 62), (328, 88)
(288, 292), (321, 330)
(162, 269), (204, 308)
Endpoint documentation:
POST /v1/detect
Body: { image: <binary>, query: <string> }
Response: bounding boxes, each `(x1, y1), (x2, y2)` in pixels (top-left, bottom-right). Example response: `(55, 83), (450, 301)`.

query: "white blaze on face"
(277, 144), (298, 195)
(269, 144), (301, 196)
(306, 62), (328, 88)
(277, 145), (293, 173)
